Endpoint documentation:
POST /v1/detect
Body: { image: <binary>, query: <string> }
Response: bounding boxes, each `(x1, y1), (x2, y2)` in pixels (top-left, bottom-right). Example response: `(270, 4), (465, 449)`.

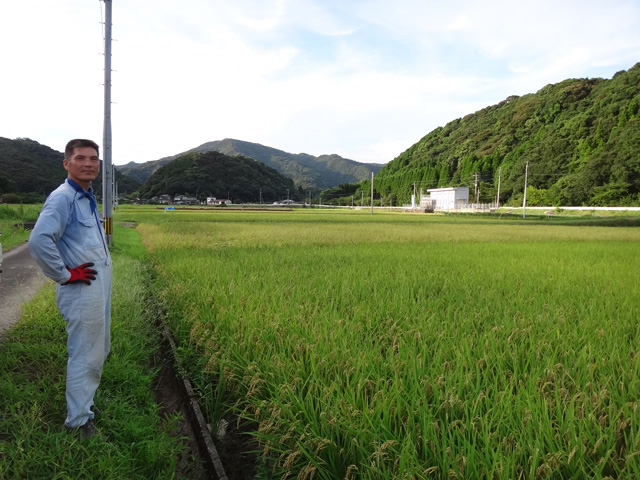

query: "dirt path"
(0, 243), (49, 339)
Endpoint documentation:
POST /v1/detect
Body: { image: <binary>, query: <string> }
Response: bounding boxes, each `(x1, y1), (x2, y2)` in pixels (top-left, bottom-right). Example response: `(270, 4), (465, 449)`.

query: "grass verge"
(0, 224), (206, 479)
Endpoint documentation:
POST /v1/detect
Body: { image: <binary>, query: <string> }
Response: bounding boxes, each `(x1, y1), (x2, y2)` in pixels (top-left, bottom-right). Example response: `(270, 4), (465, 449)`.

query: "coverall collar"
(66, 178), (97, 213)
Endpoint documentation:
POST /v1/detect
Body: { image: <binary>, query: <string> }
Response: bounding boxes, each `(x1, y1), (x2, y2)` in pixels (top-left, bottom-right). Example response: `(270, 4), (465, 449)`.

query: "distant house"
(425, 187), (469, 210)
(206, 197), (232, 206)
(151, 194), (172, 204)
(174, 195), (198, 205)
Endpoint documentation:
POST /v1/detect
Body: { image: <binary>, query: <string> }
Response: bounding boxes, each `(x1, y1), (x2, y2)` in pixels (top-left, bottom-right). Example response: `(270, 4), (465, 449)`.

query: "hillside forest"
(326, 62), (640, 207)
(0, 137), (141, 204)
(138, 151), (298, 203)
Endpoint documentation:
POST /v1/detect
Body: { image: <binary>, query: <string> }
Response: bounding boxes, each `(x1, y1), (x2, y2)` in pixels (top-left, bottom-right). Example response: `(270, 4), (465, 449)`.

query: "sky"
(1, 1), (639, 166)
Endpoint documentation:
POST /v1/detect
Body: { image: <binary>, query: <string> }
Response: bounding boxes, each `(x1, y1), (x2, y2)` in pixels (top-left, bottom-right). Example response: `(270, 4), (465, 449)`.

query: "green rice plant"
(123, 206), (640, 479)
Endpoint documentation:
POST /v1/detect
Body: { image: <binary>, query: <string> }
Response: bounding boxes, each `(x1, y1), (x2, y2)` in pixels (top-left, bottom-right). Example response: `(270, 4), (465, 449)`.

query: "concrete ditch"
(158, 322), (229, 480)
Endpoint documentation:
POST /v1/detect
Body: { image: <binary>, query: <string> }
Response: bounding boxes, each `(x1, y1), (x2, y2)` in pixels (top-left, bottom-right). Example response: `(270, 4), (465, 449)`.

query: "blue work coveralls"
(29, 179), (112, 428)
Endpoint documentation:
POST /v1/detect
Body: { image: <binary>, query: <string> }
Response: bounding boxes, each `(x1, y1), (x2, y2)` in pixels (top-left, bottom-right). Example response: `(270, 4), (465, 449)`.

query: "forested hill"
(138, 150), (297, 203)
(0, 137), (141, 202)
(373, 62), (640, 207)
(119, 138), (383, 192)
(190, 139), (383, 191)
(0, 138), (65, 200)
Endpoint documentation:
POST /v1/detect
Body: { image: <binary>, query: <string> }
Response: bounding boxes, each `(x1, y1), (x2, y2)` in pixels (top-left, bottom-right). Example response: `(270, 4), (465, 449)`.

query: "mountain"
(371, 62), (640, 207)
(0, 137), (66, 199)
(116, 157), (173, 184)
(138, 150), (297, 203)
(117, 139), (383, 192)
(0, 137), (142, 201)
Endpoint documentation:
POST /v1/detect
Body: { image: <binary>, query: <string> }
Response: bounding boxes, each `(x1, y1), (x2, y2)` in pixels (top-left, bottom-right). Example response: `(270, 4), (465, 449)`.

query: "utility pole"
(259, 188), (262, 204)
(412, 182), (417, 209)
(496, 168), (501, 208)
(370, 172), (374, 215)
(474, 172), (479, 205)
(102, 0), (113, 245)
(523, 162), (529, 218)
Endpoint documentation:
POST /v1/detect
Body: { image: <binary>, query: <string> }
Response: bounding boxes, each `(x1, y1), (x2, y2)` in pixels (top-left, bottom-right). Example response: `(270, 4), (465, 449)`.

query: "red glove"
(62, 263), (97, 285)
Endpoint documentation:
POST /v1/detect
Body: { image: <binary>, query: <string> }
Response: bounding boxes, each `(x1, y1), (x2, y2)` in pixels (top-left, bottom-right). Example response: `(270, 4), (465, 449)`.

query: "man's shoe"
(91, 405), (101, 418)
(78, 419), (100, 439)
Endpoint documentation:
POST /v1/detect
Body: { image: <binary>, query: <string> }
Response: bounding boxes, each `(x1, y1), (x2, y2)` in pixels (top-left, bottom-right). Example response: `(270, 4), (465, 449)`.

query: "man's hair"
(64, 139), (100, 159)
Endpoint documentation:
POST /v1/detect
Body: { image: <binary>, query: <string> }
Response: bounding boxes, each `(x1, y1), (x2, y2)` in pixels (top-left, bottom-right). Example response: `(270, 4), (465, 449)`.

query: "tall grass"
(123, 207), (640, 479)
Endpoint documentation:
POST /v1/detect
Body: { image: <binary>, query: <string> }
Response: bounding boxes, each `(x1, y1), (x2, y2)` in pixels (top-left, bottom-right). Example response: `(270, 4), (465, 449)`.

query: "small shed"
(427, 187), (469, 210)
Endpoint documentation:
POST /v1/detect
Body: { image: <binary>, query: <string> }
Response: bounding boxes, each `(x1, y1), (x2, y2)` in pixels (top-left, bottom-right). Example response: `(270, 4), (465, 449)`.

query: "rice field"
(0, 204), (41, 250)
(119, 206), (640, 479)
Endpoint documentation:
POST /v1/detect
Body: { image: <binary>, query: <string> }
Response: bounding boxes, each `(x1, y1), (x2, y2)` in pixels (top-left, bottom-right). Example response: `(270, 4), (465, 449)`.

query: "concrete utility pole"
(370, 172), (374, 215)
(523, 162), (529, 218)
(113, 164), (117, 209)
(411, 182), (417, 209)
(474, 172), (479, 204)
(496, 168), (501, 208)
(102, 0), (113, 245)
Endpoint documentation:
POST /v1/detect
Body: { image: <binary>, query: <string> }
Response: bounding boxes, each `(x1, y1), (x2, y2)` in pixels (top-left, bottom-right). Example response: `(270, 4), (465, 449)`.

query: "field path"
(0, 242), (49, 339)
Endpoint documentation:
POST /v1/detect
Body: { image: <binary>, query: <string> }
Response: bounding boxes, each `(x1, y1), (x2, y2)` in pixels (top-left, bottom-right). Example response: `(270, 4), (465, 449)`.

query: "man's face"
(64, 147), (100, 187)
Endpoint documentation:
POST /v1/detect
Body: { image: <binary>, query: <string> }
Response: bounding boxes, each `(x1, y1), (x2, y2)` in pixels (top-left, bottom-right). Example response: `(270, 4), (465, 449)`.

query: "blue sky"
(1, 0), (639, 165)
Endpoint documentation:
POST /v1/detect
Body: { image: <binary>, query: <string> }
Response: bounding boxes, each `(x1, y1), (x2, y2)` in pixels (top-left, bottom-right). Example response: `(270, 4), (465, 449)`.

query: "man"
(29, 139), (112, 439)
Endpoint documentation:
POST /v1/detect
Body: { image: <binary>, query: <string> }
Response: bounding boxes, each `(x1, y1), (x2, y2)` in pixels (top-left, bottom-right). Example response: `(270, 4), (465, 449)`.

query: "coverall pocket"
(78, 217), (106, 259)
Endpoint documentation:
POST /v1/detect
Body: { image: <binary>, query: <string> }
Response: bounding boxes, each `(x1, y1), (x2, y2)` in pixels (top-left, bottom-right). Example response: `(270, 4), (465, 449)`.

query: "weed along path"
(0, 242), (48, 338)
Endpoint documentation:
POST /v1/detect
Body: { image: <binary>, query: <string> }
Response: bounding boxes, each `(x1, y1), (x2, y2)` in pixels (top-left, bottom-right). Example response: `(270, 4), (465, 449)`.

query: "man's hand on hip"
(62, 263), (97, 285)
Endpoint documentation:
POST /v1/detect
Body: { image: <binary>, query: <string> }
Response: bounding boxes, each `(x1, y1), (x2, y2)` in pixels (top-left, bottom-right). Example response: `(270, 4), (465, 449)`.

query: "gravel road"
(0, 242), (49, 339)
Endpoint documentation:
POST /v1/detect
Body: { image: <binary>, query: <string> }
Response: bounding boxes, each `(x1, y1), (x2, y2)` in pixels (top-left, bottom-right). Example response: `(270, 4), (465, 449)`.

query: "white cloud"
(0, 0), (638, 166)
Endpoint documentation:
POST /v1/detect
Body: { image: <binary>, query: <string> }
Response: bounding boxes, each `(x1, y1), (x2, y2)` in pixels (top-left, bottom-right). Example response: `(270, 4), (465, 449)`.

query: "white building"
(206, 197), (232, 206)
(425, 187), (469, 210)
